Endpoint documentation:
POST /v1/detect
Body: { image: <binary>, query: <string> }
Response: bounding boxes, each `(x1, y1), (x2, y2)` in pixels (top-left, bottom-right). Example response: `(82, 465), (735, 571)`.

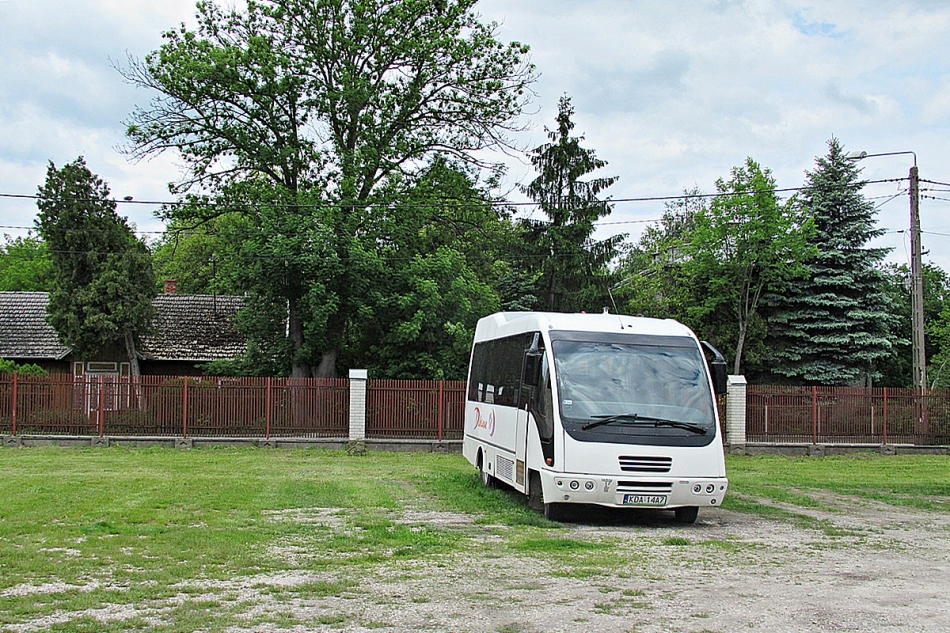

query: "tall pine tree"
(519, 95), (623, 313)
(768, 138), (897, 385)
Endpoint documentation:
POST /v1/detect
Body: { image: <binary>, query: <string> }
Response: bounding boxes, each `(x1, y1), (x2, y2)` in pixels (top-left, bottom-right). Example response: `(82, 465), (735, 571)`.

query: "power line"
(0, 177), (908, 212)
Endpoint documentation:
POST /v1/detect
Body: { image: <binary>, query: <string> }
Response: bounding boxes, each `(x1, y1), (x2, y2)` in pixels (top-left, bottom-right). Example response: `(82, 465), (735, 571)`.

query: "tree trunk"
(313, 348), (339, 378)
(124, 330), (141, 376)
(733, 319), (747, 376)
(288, 295), (312, 378)
(124, 330), (145, 411)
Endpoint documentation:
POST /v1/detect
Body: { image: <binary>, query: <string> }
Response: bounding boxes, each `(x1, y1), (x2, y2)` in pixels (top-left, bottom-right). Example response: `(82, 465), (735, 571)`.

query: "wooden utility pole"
(909, 165), (929, 439)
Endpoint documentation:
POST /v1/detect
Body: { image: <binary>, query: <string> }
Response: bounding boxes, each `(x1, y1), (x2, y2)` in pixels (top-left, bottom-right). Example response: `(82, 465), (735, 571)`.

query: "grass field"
(0, 448), (948, 632)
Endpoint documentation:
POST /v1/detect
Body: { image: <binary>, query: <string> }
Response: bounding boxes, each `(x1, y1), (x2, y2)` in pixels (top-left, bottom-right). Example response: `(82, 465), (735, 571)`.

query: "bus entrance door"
(513, 404), (528, 492)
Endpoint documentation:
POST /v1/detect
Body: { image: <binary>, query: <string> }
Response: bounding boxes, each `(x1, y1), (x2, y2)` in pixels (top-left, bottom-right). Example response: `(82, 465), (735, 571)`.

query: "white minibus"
(462, 311), (729, 523)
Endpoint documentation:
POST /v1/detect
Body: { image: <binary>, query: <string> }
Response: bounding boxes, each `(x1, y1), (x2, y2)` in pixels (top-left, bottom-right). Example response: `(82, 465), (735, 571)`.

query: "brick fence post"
(725, 375), (747, 450)
(348, 369), (368, 452)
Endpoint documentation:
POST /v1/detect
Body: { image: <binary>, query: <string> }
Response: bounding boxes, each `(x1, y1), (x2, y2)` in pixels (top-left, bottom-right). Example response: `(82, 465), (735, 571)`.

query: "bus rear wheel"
(674, 506), (699, 524)
(479, 457), (496, 489)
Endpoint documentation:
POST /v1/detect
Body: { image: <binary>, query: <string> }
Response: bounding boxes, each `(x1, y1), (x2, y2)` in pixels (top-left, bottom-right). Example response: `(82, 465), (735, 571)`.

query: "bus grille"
(496, 456), (514, 481)
(617, 481), (674, 493)
(619, 455), (672, 473)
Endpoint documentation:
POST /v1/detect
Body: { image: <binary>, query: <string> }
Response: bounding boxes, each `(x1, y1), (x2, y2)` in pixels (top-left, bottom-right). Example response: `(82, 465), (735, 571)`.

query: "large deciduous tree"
(519, 95), (623, 313)
(686, 158), (814, 375)
(122, 0), (535, 377)
(0, 233), (54, 292)
(767, 139), (897, 385)
(35, 158), (156, 375)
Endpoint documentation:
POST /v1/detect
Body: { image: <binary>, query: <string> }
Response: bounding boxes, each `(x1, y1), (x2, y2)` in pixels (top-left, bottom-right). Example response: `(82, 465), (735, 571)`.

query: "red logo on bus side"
(473, 407), (495, 436)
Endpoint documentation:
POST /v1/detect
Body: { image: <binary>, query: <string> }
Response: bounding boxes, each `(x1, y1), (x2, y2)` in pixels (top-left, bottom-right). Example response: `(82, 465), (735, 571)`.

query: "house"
(0, 288), (246, 376)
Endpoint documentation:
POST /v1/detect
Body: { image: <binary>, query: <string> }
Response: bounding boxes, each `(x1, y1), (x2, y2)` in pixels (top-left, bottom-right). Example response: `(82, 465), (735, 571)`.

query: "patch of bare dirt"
(6, 499), (950, 633)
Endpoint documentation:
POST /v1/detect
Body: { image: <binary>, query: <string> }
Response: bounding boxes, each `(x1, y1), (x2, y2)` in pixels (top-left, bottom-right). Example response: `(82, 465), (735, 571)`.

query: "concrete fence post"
(348, 369), (368, 452)
(725, 375), (747, 450)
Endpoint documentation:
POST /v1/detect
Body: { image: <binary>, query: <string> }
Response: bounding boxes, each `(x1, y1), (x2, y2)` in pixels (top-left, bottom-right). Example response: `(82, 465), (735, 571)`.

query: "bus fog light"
(585, 481), (595, 491)
(710, 499), (717, 505)
(692, 484), (702, 494)
(705, 484), (715, 493)
(570, 480), (579, 490)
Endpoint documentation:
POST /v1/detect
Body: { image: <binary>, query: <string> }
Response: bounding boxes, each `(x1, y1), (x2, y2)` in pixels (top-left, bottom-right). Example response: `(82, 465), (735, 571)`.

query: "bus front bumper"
(542, 470), (728, 509)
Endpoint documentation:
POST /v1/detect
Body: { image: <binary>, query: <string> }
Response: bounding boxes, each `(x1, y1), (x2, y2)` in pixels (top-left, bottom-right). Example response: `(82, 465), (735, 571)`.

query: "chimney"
(163, 280), (178, 294)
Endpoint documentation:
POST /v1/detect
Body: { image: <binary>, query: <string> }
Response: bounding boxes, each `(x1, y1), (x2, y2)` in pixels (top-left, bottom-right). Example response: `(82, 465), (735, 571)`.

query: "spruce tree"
(519, 95), (623, 313)
(768, 138), (896, 385)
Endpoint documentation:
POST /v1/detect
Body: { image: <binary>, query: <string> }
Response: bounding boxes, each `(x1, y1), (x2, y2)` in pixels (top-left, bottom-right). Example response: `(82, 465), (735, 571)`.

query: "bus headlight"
(706, 484), (715, 493)
(585, 481), (595, 491)
(570, 480), (580, 490)
(692, 484), (702, 494)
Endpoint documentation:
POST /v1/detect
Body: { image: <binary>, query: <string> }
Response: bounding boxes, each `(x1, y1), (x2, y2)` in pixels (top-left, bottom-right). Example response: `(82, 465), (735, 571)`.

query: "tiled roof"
(0, 292), (70, 360)
(0, 292), (247, 362)
(142, 294), (246, 361)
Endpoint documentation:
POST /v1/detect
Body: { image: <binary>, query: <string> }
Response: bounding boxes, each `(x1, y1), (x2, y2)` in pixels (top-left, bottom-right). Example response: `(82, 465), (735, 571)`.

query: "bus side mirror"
(523, 334), (543, 388)
(523, 352), (542, 388)
(701, 341), (728, 395)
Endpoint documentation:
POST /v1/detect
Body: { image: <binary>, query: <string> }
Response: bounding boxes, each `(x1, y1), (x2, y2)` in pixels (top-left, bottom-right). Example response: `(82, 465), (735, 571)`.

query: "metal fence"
(747, 385), (950, 445)
(367, 380), (466, 441)
(1, 373), (949, 445)
(0, 374), (350, 438)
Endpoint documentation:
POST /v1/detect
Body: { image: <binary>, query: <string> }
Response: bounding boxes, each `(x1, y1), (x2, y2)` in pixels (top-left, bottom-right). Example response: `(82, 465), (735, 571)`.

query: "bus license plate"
(623, 494), (667, 506)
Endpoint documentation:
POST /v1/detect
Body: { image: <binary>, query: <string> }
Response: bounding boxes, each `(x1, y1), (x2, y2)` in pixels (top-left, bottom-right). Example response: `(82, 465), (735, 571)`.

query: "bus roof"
(473, 311), (698, 342)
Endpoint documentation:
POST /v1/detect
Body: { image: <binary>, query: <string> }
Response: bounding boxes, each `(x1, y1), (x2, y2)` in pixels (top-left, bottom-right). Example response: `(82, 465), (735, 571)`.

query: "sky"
(2, 0), (950, 271)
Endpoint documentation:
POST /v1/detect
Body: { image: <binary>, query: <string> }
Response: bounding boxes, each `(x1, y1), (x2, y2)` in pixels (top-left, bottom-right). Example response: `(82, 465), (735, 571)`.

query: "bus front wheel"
(528, 471), (565, 522)
(674, 506), (699, 524)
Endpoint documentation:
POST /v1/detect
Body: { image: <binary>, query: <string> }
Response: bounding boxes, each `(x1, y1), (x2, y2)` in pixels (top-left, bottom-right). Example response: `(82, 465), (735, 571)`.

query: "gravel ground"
(6, 494), (950, 633)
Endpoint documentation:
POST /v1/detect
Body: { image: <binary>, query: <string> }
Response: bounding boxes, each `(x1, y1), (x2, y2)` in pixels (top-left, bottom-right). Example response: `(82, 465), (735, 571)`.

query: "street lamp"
(847, 150), (926, 394)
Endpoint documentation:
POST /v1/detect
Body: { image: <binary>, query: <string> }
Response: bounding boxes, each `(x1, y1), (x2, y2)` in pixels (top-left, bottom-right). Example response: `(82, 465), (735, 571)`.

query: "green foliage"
(519, 95), (624, 313)
(767, 139), (898, 385)
(122, 0), (536, 378)
(0, 359), (47, 375)
(150, 215), (243, 295)
(349, 159), (508, 379)
(34, 157), (156, 373)
(622, 161), (814, 377)
(0, 234), (54, 292)
(684, 158), (815, 375)
(620, 187), (705, 323)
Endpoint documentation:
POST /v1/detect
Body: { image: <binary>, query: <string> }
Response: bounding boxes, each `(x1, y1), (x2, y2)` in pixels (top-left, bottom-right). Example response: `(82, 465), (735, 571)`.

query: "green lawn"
(0, 448), (947, 631)
(724, 453), (950, 512)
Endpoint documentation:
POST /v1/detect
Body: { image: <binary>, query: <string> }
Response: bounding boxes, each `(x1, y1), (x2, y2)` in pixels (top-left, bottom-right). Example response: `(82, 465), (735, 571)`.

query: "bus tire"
(527, 471), (544, 512)
(528, 471), (566, 522)
(479, 457), (496, 489)
(544, 502), (566, 522)
(674, 506), (699, 524)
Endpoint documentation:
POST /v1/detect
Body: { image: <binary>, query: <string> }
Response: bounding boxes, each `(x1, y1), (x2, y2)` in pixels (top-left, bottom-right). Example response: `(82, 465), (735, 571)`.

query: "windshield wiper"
(582, 413), (707, 435)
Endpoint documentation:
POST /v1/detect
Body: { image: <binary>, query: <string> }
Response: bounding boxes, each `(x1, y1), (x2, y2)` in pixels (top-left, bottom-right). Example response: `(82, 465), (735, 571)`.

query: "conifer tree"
(768, 138), (897, 385)
(519, 95), (623, 313)
(35, 157), (156, 375)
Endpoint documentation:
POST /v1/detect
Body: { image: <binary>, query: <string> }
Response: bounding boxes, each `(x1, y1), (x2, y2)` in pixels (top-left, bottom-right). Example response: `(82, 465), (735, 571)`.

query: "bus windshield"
(551, 333), (717, 445)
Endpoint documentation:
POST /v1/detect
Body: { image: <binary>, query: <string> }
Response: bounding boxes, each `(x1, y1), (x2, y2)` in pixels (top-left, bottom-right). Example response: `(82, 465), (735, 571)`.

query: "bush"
(0, 359), (48, 375)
